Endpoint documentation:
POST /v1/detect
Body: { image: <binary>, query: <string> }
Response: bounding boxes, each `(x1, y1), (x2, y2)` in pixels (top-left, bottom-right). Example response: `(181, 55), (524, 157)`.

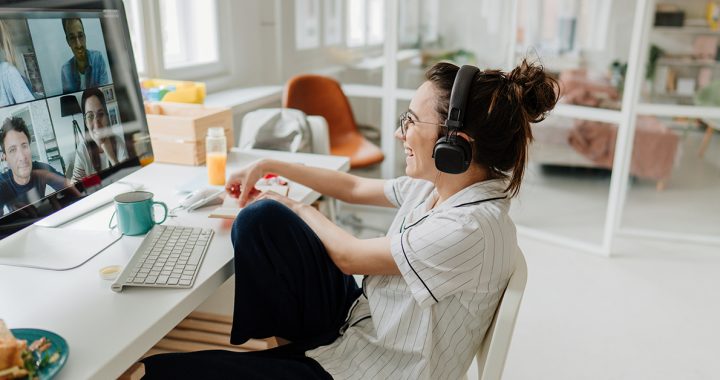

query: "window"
(159, 0), (219, 69)
(121, 0), (227, 84)
(346, 0), (384, 48)
(123, 0), (145, 74)
(295, 0), (321, 50)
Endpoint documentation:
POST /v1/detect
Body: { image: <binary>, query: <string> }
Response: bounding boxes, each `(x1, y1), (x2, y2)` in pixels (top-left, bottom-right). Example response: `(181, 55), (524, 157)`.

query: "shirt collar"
(429, 178), (508, 211)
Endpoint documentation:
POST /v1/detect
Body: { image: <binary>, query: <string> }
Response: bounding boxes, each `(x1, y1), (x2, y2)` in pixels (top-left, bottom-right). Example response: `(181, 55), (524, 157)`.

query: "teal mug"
(109, 191), (168, 235)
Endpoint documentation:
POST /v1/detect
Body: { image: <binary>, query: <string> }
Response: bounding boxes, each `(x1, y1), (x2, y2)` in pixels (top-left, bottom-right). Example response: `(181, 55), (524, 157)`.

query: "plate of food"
(0, 320), (68, 380)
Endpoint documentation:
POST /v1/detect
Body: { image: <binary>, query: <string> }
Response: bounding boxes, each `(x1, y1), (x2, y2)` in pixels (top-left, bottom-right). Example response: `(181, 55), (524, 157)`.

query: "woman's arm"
(260, 191), (399, 275)
(230, 158), (394, 208)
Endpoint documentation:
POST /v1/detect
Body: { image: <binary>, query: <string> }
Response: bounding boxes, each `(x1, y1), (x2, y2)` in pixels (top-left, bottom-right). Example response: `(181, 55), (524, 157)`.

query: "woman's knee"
(231, 200), (288, 243)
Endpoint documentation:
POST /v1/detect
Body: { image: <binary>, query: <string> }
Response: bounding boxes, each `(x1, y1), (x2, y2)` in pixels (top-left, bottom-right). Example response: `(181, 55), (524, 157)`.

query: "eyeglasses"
(398, 111), (445, 137)
(84, 110), (106, 124)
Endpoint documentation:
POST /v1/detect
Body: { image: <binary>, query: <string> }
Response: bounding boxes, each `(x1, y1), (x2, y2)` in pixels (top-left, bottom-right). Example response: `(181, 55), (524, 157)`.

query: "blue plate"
(10, 328), (69, 380)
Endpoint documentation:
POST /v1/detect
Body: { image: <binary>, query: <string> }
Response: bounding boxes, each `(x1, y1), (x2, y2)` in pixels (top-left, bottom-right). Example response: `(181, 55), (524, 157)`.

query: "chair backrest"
(475, 250), (528, 380)
(239, 108), (330, 155)
(283, 74), (360, 146)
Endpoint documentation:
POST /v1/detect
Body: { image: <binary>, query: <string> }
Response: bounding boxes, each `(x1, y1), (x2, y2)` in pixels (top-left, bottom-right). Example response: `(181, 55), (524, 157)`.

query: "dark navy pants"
(142, 200), (362, 379)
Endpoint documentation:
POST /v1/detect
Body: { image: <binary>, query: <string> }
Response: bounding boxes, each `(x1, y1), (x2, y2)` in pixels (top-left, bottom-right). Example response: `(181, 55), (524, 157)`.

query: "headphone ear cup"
(433, 135), (472, 174)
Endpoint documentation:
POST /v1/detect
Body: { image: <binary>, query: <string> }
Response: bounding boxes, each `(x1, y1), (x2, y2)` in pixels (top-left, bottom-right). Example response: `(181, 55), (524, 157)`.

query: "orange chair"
(283, 74), (384, 169)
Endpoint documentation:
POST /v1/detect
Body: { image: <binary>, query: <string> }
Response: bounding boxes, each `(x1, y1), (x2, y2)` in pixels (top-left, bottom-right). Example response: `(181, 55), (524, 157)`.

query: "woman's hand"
(253, 190), (305, 214)
(99, 139), (119, 165)
(226, 159), (267, 207)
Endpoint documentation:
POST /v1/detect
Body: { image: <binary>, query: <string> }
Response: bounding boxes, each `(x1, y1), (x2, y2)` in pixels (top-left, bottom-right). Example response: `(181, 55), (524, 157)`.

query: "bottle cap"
(208, 127), (225, 137)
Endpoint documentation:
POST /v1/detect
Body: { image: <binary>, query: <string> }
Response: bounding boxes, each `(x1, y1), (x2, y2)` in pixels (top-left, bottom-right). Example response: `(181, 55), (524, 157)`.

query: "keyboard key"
(157, 275), (169, 284)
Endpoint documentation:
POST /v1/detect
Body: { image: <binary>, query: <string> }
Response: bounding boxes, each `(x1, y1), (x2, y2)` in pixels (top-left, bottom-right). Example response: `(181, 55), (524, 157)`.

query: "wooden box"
(145, 102), (233, 165)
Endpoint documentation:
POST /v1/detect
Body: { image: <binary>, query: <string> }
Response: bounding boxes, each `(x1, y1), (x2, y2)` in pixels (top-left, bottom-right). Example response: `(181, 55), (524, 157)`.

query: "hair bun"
(507, 59), (560, 123)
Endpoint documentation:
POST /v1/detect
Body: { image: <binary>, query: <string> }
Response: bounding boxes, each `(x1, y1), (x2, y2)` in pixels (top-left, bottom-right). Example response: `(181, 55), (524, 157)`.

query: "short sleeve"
(383, 176), (415, 208)
(390, 211), (485, 308)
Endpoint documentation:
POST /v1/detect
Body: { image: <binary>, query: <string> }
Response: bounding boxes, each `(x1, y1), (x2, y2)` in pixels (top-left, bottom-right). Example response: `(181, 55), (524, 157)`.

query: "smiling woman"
(142, 59), (559, 379)
(70, 87), (127, 182)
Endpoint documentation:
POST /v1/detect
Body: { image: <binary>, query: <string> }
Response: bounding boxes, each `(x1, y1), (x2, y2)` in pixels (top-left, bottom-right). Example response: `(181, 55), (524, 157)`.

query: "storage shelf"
(653, 25), (720, 35)
(656, 58), (720, 68)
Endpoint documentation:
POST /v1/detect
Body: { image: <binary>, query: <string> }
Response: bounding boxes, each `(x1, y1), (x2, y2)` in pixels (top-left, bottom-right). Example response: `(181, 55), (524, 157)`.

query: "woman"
(142, 59), (558, 379)
(0, 20), (35, 107)
(71, 87), (127, 181)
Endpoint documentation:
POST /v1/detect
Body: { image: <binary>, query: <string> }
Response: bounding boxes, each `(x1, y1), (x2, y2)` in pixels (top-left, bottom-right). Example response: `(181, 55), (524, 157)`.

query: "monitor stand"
(0, 225), (121, 270)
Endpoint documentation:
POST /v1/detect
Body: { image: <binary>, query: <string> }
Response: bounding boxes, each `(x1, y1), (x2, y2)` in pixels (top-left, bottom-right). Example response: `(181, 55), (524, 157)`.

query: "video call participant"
(0, 117), (69, 217)
(60, 18), (109, 93)
(142, 60), (559, 378)
(0, 20), (35, 107)
(71, 88), (127, 182)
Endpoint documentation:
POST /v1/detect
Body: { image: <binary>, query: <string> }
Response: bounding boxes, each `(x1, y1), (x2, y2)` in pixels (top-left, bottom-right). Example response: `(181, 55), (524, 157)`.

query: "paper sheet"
(208, 185), (289, 219)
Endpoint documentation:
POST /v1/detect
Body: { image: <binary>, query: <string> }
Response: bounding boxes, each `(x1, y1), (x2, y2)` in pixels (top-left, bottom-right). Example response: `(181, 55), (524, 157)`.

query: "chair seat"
(331, 132), (384, 169)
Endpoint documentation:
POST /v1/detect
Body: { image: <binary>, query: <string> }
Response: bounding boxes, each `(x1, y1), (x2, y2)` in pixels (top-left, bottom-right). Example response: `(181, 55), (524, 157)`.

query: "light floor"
(338, 128), (720, 379)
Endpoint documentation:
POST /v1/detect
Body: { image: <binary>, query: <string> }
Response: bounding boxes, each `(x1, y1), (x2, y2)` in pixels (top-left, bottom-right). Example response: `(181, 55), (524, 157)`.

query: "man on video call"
(0, 117), (69, 217)
(60, 18), (109, 93)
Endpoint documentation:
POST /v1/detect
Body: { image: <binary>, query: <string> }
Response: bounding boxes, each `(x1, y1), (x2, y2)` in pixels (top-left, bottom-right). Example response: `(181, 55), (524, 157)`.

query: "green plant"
(646, 44), (663, 80)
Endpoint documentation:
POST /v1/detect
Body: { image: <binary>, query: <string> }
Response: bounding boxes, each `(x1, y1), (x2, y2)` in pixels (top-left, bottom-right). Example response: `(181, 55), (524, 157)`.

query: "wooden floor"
(142, 311), (279, 359)
(120, 312), (280, 379)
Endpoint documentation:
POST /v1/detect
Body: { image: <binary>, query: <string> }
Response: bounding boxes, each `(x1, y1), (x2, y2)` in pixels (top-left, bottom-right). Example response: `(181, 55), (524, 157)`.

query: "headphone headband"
(445, 65), (480, 131)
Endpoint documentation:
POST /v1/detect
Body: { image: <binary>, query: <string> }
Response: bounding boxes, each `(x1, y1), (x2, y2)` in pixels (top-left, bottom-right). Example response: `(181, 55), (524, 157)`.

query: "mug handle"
(153, 201), (168, 225)
(109, 209), (118, 230)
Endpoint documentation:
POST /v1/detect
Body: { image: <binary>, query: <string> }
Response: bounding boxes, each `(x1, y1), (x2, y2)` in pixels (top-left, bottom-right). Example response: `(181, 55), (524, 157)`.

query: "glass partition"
(642, 0), (720, 106)
(511, 114), (615, 245)
(515, 0), (635, 111)
(280, 0), (386, 86)
(396, 0), (514, 90)
(620, 114), (720, 238)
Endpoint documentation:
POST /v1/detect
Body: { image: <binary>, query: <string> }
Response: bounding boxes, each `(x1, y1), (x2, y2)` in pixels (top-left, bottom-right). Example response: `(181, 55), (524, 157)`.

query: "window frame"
(124, 0), (236, 91)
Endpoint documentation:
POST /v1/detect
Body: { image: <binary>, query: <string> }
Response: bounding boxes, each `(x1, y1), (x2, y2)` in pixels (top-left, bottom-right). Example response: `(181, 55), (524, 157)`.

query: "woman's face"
(84, 95), (108, 144)
(395, 81), (444, 181)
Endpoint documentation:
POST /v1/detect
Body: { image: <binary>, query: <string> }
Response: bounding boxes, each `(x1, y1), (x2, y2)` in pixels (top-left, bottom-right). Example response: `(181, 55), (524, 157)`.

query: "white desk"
(0, 148), (349, 380)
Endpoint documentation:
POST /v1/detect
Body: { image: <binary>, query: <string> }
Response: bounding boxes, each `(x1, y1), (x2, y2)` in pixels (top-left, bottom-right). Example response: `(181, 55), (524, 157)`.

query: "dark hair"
(62, 18), (83, 35)
(0, 117), (31, 153)
(425, 58), (559, 197)
(80, 88), (109, 173)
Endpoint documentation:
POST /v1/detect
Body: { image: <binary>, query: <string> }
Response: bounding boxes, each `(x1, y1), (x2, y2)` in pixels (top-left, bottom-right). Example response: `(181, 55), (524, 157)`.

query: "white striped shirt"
(307, 177), (519, 379)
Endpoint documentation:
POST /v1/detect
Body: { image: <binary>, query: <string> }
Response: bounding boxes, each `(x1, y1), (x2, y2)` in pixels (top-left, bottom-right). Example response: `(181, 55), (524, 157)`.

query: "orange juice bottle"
(206, 127), (227, 185)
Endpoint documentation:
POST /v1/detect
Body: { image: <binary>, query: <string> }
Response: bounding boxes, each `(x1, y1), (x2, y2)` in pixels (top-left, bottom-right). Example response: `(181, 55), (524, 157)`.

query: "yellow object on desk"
(207, 153), (227, 185)
(141, 78), (206, 104)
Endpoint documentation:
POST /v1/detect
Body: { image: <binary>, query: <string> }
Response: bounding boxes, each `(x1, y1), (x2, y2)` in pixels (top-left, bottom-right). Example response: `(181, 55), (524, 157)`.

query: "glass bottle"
(206, 127), (227, 185)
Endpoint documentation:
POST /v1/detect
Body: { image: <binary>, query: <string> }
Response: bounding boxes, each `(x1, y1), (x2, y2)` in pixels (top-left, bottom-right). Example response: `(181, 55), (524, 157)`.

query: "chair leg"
(698, 123), (714, 158)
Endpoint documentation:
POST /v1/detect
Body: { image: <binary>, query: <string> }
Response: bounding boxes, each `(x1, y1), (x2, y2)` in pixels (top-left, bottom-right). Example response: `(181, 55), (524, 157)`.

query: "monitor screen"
(0, 0), (151, 238)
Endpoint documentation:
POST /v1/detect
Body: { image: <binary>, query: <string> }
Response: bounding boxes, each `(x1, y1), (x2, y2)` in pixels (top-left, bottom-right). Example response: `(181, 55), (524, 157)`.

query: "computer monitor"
(0, 0), (151, 240)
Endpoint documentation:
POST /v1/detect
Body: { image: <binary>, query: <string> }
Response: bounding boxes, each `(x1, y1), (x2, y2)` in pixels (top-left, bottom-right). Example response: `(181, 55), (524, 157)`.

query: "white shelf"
(656, 58), (720, 68)
(653, 25), (720, 35)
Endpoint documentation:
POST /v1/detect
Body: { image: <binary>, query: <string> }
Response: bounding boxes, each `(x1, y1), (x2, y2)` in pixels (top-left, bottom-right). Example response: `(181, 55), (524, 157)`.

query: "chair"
(282, 74), (384, 169)
(239, 108), (331, 155)
(465, 251), (528, 380)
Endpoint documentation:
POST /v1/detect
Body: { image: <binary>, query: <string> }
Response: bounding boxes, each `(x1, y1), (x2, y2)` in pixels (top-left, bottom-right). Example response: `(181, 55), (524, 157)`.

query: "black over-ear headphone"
(432, 65), (479, 174)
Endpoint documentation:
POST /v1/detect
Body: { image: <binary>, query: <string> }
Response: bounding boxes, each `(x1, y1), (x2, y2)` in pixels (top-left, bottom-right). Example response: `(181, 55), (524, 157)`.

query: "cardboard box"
(145, 102), (233, 165)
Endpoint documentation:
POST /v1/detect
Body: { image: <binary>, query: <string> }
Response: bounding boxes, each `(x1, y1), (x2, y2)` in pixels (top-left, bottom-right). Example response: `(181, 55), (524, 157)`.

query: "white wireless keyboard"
(112, 225), (213, 292)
